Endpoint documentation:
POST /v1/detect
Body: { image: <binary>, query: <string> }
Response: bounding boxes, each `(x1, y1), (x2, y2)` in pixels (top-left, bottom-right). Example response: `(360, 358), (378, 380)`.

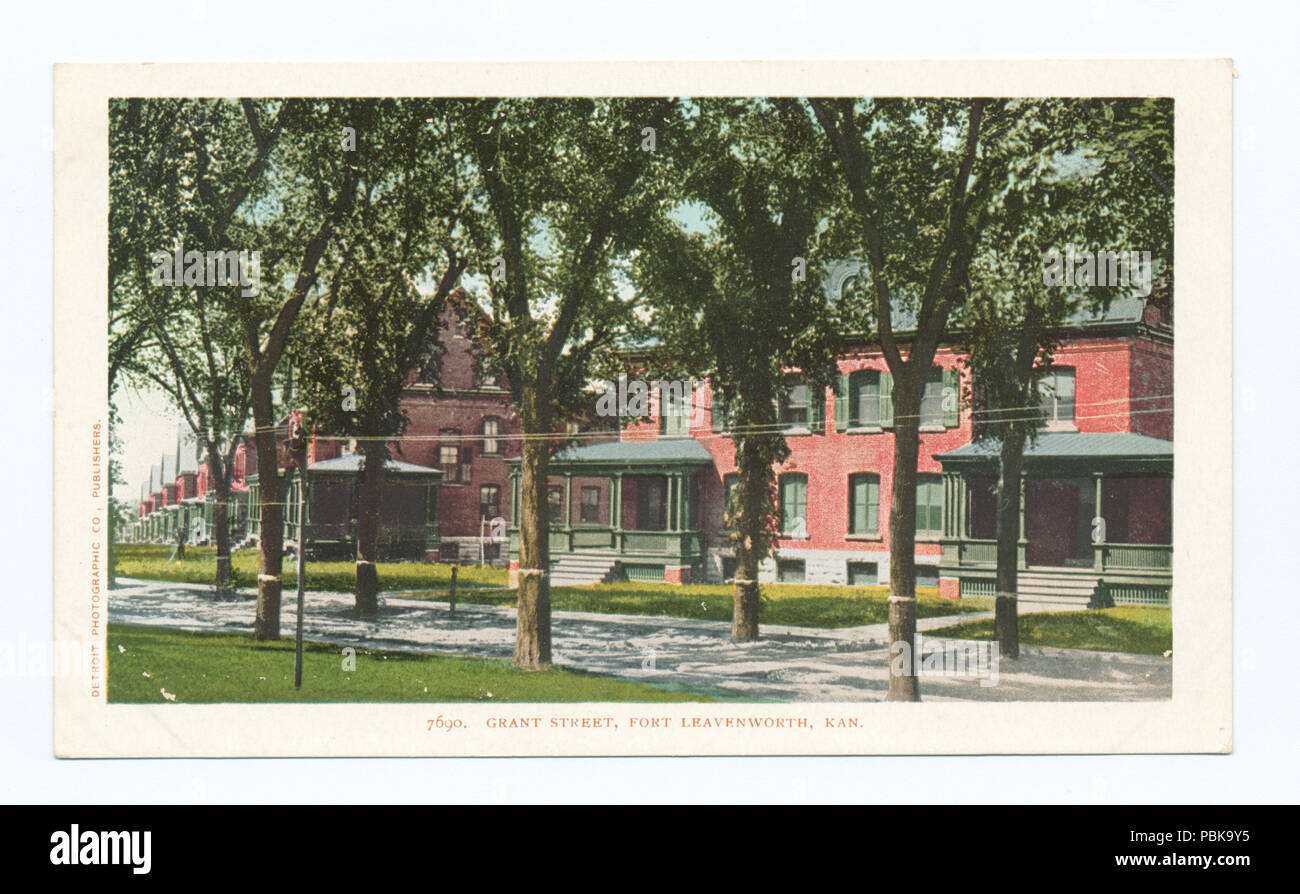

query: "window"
(920, 367), (946, 428)
(479, 485), (500, 521)
(711, 390), (734, 434)
(777, 559), (806, 583)
(635, 478), (667, 530)
(657, 384), (691, 437)
(1038, 367), (1076, 429)
(847, 561), (878, 586)
(778, 380), (812, 429)
(916, 565), (940, 588)
(548, 485), (564, 523)
(481, 417), (501, 455)
(851, 370), (880, 428)
(848, 473), (880, 536)
(780, 474), (808, 537)
(439, 429), (461, 482)
(580, 486), (601, 524)
(915, 474), (943, 537)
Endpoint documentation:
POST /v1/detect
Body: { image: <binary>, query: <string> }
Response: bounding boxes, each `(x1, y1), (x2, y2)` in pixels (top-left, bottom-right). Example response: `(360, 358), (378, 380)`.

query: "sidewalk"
(108, 578), (1172, 702)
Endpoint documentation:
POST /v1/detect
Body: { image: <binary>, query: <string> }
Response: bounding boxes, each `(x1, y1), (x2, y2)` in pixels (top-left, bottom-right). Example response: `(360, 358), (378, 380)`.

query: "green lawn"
(107, 624), (712, 703)
(925, 605), (1173, 656)
(399, 580), (993, 628)
(114, 544), (508, 591)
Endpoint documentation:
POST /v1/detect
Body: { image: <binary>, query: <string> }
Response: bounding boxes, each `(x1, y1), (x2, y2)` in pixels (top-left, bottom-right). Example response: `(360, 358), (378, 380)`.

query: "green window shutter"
(879, 372), (895, 428)
(711, 390), (726, 433)
(867, 476), (879, 534)
(942, 367), (960, 427)
(810, 384), (826, 433)
(834, 373), (849, 432)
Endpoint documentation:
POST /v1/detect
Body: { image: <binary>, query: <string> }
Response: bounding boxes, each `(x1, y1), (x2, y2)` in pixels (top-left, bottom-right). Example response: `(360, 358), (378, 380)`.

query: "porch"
(507, 439), (716, 584)
(248, 454), (442, 561)
(936, 432), (1173, 608)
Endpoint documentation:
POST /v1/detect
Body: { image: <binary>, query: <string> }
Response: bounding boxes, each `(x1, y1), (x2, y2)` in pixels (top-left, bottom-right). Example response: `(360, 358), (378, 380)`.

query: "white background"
(3, 0), (1295, 803)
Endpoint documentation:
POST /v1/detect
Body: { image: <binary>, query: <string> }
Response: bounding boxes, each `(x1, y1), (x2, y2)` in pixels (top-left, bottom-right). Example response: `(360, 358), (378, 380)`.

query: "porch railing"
(1096, 542), (1172, 573)
(943, 537), (1171, 577)
(511, 525), (704, 560)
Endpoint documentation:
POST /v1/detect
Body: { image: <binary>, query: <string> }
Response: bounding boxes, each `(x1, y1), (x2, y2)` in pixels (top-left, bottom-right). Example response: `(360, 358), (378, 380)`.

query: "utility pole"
(288, 411), (308, 689)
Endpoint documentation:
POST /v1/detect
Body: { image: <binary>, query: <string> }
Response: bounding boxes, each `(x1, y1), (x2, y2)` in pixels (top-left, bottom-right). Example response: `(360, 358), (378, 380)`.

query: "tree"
(229, 100), (366, 639)
(293, 99), (470, 617)
(809, 97), (999, 700)
(963, 98), (1174, 657)
(139, 97), (367, 639)
(462, 97), (679, 668)
(109, 98), (264, 595)
(141, 289), (251, 597)
(633, 98), (840, 641)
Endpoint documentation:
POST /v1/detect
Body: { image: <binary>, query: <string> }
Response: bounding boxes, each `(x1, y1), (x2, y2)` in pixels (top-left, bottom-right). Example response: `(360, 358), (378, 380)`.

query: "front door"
(636, 478), (666, 530)
(1025, 479), (1078, 567)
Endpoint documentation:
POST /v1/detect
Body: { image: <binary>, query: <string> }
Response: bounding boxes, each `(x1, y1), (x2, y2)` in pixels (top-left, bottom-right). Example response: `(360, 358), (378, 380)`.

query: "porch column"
(1017, 477), (1028, 570)
(956, 473), (968, 539)
(424, 480), (438, 553)
(1093, 472), (1105, 572)
(564, 472), (573, 551)
(612, 472), (623, 554)
(510, 471), (519, 525)
(942, 473), (954, 538)
(563, 473), (573, 529)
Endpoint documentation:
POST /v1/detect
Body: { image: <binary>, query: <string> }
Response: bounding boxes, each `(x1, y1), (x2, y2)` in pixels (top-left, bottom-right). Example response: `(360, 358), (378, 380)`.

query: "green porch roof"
(937, 431), (1173, 468)
(517, 437), (716, 468)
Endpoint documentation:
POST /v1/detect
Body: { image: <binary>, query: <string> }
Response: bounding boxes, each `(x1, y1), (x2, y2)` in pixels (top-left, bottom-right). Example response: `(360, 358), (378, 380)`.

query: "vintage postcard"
(53, 59), (1231, 757)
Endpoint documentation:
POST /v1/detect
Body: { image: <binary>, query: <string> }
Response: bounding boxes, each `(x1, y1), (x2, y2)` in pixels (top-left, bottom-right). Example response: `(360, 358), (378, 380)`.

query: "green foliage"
(459, 97), (681, 425)
(401, 581), (990, 628)
(107, 624), (710, 703)
(291, 100), (473, 446)
(114, 544), (507, 590)
(926, 605), (1172, 656)
(961, 98), (1175, 444)
(633, 99), (842, 570)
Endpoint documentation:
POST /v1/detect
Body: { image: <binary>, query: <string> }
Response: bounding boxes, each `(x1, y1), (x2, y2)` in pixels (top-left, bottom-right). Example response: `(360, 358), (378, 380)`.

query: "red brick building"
(511, 293), (1173, 607)
(129, 300), (522, 563)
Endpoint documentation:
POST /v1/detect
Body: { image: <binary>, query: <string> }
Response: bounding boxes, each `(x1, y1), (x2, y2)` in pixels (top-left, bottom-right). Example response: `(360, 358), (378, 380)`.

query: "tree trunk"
(730, 438), (767, 642)
(354, 439), (386, 619)
(514, 422), (552, 669)
(210, 457), (234, 598)
(887, 380), (921, 701)
(994, 433), (1025, 659)
(251, 389), (283, 640)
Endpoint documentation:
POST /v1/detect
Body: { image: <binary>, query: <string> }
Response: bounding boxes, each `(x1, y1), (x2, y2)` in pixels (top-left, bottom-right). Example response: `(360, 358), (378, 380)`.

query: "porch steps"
(549, 553), (621, 587)
(1015, 572), (1101, 613)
